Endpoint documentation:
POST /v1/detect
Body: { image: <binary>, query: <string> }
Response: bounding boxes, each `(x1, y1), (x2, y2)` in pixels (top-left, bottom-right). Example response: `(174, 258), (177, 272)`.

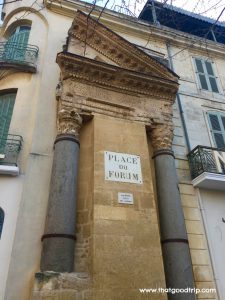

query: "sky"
(0, 0), (225, 23)
(91, 0), (225, 22)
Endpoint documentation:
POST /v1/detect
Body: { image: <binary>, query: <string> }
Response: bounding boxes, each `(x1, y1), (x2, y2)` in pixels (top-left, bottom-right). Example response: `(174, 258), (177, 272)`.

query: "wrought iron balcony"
(0, 42), (39, 76)
(0, 134), (23, 175)
(187, 145), (225, 190)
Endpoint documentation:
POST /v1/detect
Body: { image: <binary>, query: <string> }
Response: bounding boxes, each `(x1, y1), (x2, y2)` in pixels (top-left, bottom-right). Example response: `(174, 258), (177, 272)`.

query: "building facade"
(0, 0), (224, 299)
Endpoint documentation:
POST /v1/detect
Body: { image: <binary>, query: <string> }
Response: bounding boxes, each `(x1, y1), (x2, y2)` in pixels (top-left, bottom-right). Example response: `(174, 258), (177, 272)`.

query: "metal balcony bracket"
(0, 42), (39, 79)
(0, 134), (23, 176)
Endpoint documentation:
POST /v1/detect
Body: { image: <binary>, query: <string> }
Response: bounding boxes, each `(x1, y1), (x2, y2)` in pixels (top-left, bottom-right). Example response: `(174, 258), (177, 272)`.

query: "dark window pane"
(199, 74), (208, 90)
(209, 77), (219, 93)
(214, 133), (225, 149)
(19, 26), (31, 32)
(205, 61), (214, 76)
(195, 59), (204, 73)
(209, 114), (221, 131)
(221, 116), (225, 131)
(0, 208), (4, 238)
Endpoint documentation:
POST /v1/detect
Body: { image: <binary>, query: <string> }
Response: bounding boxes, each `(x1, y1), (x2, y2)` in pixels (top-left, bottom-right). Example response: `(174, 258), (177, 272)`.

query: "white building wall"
(0, 176), (24, 300)
(199, 189), (225, 300)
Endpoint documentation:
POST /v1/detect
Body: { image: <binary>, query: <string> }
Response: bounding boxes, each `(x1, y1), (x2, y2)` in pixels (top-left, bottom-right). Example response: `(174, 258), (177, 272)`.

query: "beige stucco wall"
(0, 7), (73, 300)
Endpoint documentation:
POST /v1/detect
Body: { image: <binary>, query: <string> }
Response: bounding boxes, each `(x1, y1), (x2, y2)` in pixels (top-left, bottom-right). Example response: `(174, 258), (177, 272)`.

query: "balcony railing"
(0, 42), (39, 73)
(0, 134), (23, 166)
(188, 145), (225, 180)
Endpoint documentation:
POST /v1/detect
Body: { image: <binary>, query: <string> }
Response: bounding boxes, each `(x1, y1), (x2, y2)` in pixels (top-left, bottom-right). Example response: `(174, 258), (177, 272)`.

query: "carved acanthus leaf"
(57, 108), (82, 138)
(149, 123), (174, 152)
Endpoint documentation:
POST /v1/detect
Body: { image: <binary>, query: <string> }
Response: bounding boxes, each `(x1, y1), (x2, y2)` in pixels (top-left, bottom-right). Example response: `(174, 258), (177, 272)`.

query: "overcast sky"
(103, 0), (225, 21)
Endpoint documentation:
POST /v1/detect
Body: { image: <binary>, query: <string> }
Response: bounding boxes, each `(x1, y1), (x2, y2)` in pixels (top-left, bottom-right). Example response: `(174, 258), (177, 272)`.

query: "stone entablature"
(57, 52), (178, 100)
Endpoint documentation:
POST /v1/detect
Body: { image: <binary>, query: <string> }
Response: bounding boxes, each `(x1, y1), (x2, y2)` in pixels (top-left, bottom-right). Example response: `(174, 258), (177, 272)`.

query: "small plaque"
(104, 151), (143, 184)
(118, 193), (134, 204)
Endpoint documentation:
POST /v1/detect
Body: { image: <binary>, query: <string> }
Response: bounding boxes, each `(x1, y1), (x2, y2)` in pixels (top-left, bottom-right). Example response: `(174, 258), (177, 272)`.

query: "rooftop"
(139, 0), (225, 44)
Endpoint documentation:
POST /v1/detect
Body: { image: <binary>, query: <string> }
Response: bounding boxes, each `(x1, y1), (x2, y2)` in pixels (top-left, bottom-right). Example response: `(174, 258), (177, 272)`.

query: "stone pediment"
(68, 10), (179, 82)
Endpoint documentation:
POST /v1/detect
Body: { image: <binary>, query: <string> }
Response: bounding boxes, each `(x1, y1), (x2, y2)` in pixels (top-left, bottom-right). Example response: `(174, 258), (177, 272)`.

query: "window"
(0, 208), (4, 238)
(4, 25), (31, 61)
(8, 25), (31, 44)
(208, 112), (225, 149)
(194, 58), (219, 93)
(0, 93), (16, 153)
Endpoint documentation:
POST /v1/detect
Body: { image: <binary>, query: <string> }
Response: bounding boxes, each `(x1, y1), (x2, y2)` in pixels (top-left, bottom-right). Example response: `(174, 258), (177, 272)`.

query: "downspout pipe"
(166, 43), (191, 152)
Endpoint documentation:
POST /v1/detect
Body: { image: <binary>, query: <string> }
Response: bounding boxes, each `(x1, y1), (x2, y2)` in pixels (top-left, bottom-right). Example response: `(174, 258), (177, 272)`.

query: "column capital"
(149, 123), (174, 153)
(57, 108), (82, 139)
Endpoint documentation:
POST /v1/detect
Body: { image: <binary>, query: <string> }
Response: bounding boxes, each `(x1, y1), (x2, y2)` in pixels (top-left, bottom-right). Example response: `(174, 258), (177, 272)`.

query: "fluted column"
(41, 108), (82, 272)
(149, 124), (195, 300)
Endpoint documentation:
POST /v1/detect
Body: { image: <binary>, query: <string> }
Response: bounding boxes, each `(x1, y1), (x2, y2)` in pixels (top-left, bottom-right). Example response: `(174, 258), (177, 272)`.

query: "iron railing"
(187, 145), (225, 179)
(0, 42), (39, 68)
(0, 134), (23, 166)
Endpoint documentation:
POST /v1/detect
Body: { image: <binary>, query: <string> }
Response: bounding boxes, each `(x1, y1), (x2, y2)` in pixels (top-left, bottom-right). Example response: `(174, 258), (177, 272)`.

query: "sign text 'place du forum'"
(104, 151), (143, 184)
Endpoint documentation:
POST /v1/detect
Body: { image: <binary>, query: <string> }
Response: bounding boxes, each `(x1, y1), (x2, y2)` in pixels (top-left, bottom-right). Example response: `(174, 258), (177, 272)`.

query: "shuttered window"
(4, 25), (31, 61)
(0, 93), (16, 153)
(0, 208), (4, 239)
(208, 112), (225, 149)
(194, 58), (219, 93)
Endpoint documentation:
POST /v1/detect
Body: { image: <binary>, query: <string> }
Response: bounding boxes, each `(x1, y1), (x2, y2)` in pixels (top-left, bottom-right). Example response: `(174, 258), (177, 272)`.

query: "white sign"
(118, 193), (134, 204)
(104, 151), (143, 184)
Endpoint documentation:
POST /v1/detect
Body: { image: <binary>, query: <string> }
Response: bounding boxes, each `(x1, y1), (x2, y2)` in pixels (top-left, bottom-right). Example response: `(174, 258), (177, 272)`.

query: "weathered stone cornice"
(57, 52), (178, 100)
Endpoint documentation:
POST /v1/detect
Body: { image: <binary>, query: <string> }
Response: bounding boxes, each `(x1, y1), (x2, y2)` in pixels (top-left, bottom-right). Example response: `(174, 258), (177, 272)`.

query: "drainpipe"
(166, 43), (191, 152)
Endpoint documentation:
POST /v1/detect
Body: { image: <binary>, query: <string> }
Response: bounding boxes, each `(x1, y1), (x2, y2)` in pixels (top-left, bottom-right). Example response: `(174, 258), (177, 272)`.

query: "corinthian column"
(41, 108), (82, 272)
(149, 124), (195, 300)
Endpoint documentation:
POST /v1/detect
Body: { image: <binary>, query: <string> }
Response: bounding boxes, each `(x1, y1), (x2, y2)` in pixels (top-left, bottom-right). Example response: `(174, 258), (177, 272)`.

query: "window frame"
(207, 111), (225, 149)
(193, 57), (220, 94)
(0, 92), (16, 140)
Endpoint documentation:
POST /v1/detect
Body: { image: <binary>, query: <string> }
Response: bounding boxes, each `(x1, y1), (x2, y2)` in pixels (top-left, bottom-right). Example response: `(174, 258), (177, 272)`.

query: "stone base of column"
(41, 237), (76, 273)
(32, 272), (91, 300)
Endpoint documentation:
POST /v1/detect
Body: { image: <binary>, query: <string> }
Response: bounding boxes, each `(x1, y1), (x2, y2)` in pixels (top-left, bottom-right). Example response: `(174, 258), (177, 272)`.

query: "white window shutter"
(208, 112), (225, 149)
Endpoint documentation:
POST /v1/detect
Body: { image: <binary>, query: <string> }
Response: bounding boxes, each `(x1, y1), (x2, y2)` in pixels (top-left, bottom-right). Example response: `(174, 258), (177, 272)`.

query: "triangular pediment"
(67, 10), (178, 82)
(68, 41), (119, 67)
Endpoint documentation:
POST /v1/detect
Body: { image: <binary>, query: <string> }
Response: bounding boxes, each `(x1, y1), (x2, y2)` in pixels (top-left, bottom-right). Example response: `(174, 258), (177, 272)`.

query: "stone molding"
(57, 107), (82, 138)
(57, 52), (178, 101)
(59, 95), (154, 129)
